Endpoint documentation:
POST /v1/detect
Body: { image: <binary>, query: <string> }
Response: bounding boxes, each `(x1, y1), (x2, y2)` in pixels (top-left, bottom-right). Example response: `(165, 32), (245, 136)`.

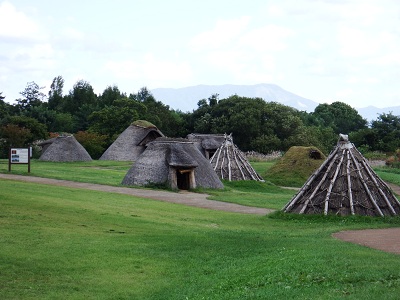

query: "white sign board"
(10, 148), (29, 163)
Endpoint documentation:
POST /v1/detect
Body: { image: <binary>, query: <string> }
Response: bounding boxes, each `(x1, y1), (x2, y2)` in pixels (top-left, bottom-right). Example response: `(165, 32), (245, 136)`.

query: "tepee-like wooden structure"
(210, 133), (264, 181)
(284, 134), (400, 216)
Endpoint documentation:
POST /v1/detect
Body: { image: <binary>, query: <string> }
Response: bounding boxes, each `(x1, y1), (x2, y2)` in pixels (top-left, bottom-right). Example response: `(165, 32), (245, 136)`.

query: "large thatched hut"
(100, 120), (164, 161)
(210, 133), (264, 181)
(122, 138), (224, 190)
(186, 133), (225, 159)
(284, 134), (400, 217)
(39, 135), (92, 162)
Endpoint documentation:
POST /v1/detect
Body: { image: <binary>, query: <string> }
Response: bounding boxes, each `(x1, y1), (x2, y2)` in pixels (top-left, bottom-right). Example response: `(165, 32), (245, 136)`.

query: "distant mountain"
(151, 83), (319, 112)
(356, 105), (400, 122)
(150, 83), (400, 122)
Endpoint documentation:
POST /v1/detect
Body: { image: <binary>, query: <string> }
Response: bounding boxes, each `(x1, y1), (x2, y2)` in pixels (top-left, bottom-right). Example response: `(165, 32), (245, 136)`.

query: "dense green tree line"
(1, 77), (400, 159)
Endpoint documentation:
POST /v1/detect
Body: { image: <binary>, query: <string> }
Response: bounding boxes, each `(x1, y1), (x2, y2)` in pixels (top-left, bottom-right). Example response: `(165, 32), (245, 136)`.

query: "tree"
(0, 92), (10, 120)
(74, 131), (108, 159)
(311, 101), (367, 134)
(88, 98), (143, 138)
(370, 113), (400, 152)
(48, 75), (65, 111)
(2, 116), (48, 143)
(0, 124), (32, 158)
(98, 85), (125, 108)
(17, 81), (46, 111)
(63, 80), (98, 131)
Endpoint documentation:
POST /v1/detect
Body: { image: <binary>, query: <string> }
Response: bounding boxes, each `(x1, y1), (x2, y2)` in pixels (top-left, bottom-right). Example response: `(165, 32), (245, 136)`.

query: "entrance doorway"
(176, 169), (191, 190)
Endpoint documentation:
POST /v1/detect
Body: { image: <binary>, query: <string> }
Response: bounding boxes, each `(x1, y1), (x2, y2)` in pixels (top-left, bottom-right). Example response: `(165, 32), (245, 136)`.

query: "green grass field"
(1, 159), (400, 299)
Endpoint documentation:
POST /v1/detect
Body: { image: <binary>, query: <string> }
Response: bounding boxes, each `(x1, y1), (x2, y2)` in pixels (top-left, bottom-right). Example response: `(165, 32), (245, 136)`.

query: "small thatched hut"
(210, 133), (264, 181)
(284, 134), (400, 216)
(186, 133), (225, 159)
(122, 137), (224, 190)
(39, 135), (92, 162)
(100, 120), (164, 161)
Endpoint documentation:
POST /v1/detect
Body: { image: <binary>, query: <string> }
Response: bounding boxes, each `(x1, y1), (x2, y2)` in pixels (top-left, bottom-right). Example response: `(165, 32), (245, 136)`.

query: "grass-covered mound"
(266, 146), (326, 187)
(132, 119), (157, 128)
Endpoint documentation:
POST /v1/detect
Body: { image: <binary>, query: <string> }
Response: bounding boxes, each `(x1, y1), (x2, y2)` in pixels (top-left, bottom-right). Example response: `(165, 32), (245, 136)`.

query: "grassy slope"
(2, 179), (400, 299)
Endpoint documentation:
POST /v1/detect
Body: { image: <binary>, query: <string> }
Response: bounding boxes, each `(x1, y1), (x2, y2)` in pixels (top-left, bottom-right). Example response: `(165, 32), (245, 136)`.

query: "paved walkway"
(0, 174), (273, 215)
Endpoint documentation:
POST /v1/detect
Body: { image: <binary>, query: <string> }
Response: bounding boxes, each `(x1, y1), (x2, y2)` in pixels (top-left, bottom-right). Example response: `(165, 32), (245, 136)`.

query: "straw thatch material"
(100, 121), (164, 161)
(284, 134), (400, 217)
(210, 134), (264, 181)
(186, 133), (225, 159)
(37, 137), (58, 155)
(122, 137), (224, 189)
(39, 135), (92, 162)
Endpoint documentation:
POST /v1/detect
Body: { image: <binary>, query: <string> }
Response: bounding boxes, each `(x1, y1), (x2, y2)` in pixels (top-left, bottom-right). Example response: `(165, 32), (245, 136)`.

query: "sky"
(1, 0), (400, 109)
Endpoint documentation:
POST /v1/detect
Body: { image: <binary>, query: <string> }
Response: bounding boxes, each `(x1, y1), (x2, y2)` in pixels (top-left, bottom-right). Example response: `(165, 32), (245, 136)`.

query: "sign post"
(9, 147), (31, 173)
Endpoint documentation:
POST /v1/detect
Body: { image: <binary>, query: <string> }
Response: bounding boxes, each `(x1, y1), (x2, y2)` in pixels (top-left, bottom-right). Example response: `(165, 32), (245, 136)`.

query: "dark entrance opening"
(208, 150), (216, 159)
(309, 149), (322, 160)
(177, 169), (191, 190)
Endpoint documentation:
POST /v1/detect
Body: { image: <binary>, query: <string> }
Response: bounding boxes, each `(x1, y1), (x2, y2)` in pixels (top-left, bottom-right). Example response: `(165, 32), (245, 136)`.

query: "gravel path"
(0, 174), (273, 215)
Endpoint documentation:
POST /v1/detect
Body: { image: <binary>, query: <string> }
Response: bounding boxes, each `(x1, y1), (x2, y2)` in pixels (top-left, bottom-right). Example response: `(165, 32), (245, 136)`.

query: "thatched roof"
(121, 138), (224, 189)
(39, 135), (92, 162)
(186, 133), (225, 157)
(37, 137), (58, 155)
(99, 121), (164, 161)
(210, 134), (264, 181)
(283, 134), (400, 217)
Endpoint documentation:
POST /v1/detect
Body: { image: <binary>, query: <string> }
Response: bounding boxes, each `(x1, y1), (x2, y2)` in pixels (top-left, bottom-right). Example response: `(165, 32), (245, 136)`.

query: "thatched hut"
(37, 137), (58, 155)
(122, 137), (224, 190)
(186, 133), (225, 159)
(210, 133), (264, 181)
(39, 135), (92, 162)
(284, 134), (400, 216)
(100, 120), (164, 161)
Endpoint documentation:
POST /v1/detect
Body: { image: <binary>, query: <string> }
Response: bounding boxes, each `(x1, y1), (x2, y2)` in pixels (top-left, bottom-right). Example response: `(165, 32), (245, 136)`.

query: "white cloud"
(104, 54), (193, 86)
(190, 16), (251, 50)
(239, 24), (293, 52)
(0, 1), (41, 39)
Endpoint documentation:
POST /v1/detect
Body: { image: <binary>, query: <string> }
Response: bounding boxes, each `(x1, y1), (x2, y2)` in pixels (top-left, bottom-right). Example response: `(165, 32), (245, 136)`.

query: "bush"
(74, 131), (108, 159)
(386, 149), (400, 168)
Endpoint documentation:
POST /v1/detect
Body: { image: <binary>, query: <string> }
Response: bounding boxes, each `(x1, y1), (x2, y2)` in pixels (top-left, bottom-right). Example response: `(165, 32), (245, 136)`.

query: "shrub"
(74, 131), (108, 159)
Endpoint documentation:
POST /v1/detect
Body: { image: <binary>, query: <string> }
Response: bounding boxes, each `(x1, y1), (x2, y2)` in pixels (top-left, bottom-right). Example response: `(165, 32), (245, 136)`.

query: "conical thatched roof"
(284, 134), (400, 217)
(186, 133), (225, 159)
(122, 137), (224, 190)
(210, 133), (264, 181)
(99, 120), (164, 161)
(37, 137), (58, 155)
(39, 135), (92, 162)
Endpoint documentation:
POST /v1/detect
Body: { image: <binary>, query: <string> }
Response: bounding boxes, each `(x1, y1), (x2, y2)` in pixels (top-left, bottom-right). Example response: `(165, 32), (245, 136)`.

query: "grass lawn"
(2, 178), (400, 299)
(0, 159), (131, 186)
(1, 159), (400, 298)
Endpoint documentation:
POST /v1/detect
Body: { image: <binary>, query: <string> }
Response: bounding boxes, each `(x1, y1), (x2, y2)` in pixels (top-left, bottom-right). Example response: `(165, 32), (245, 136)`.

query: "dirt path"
(333, 228), (400, 255)
(0, 174), (273, 215)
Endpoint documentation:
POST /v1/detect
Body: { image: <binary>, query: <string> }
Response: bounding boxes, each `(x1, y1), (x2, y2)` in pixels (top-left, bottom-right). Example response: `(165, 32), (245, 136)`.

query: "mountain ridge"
(150, 83), (400, 121)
